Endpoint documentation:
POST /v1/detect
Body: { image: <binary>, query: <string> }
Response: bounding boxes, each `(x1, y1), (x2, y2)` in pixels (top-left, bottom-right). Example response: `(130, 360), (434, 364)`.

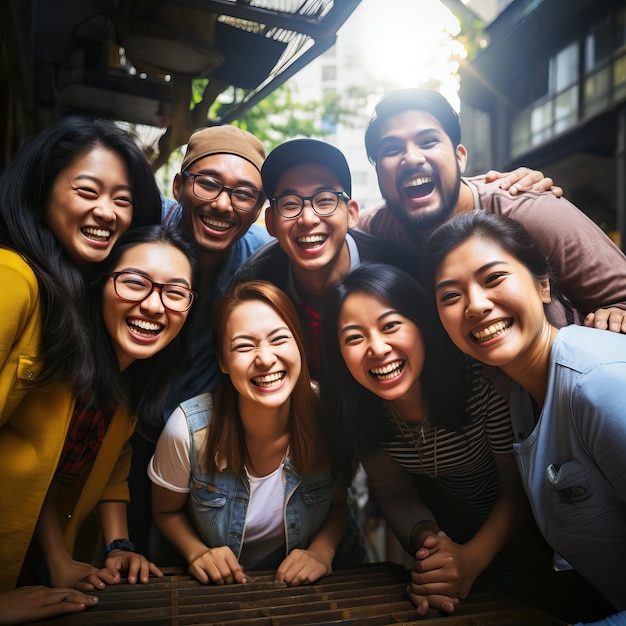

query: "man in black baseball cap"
(234, 137), (417, 379)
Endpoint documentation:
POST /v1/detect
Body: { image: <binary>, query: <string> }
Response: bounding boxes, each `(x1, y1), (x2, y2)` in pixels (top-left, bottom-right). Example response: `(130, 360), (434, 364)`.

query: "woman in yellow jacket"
(0, 117), (162, 624)
(0, 224), (196, 625)
(0, 115), (160, 429)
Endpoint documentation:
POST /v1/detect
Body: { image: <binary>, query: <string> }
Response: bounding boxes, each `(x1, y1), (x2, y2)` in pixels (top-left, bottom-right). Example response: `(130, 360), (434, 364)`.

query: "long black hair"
(423, 211), (570, 323)
(319, 263), (472, 483)
(87, 224), (198, 430)
(0, 115), (161, 393)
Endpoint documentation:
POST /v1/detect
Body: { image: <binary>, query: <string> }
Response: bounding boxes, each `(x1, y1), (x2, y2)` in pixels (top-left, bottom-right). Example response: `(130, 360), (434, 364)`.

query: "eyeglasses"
(270, 190), (349, 219)
(110, 271), (196, 312)
(182, 171), (262, 211)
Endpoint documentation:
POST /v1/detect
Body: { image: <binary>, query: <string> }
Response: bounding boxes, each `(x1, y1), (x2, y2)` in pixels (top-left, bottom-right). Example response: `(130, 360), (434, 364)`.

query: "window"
(615, 8), (626, 52)
(585, 67), (611, 116)
(550, 42), (578, 93)
(511, 109), (531, 158)
(585, 16), (612, 72)
(530, 100), (553, 145)
(554, 85), (578, 133)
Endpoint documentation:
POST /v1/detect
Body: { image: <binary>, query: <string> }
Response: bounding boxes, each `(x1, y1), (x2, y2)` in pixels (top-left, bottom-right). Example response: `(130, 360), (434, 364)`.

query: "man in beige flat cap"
(129, 126), (271, 556)
(162, 125), (271, 414)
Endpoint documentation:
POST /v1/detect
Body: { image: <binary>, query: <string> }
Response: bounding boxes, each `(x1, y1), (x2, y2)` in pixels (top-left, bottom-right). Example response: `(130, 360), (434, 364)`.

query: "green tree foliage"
(438, 0), (486, 61)
(212, 83), (369, 152)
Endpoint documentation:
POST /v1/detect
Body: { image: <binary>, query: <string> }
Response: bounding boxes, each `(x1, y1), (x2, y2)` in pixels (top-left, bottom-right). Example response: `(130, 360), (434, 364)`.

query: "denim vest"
(180, 393), (337, 566)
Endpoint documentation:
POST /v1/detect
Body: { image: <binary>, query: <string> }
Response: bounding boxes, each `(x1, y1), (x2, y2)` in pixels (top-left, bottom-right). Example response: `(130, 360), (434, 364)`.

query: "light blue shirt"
(510, 325), (626, 612)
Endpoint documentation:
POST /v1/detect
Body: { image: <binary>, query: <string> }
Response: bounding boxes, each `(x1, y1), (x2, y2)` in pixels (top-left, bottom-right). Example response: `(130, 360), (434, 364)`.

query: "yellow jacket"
(0, 249), (42, 426)
(0, 249), (136, 591)
(0, 386), (136, 591)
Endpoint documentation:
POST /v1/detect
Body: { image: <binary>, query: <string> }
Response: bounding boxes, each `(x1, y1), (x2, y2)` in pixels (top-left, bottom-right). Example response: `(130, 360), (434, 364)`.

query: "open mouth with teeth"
(472, 319), (513, 343)
(127, 318), (164, 339)
(369, 360), (405, 381)
(296, 234), (327, 249)
(403, 176), (435, 199)
(251, 371), (286, 388)
(200, 215), (234, 232)
(82, 226), (112, 242)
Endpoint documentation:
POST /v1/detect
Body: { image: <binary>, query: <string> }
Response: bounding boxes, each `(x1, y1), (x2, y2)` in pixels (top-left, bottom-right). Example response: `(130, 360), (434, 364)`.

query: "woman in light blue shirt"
(428, 210), (626, 624)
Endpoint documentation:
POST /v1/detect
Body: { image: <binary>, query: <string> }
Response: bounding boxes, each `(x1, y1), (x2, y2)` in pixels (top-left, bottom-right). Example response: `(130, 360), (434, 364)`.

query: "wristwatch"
(105, 538), (136, 555)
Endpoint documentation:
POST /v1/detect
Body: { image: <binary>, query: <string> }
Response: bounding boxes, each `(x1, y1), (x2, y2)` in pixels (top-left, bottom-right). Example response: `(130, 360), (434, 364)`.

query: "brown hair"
(205, 281), (324, 475)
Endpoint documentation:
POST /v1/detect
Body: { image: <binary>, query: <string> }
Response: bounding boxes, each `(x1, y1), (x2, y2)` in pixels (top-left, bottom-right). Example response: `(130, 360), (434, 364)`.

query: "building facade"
(460, 0), (626, 250)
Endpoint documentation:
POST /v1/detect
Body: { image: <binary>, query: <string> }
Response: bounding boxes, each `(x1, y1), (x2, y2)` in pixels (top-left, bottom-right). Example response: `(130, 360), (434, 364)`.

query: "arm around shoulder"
(494, 192), (626, 317)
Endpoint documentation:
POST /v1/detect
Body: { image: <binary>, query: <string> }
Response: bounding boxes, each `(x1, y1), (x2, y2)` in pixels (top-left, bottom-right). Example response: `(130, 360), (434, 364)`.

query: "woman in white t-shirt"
(150, 281), (360, 586)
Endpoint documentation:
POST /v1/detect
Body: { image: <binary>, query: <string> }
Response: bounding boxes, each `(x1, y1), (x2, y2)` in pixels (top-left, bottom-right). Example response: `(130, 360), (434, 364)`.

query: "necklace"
(389, 405), (439, 478)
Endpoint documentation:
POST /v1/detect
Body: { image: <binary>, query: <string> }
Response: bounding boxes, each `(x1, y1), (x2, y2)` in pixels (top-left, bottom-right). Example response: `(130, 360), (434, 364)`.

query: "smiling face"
(434, 235), (552, 373)
(103, 242), (193, 370)
(338, 291), (425, 405)
(375, 109), (466, 231)
(220, 299), (302, 412)
(174, 153), (263, 260)
(45, 146), (133, 264)
(265, 163), (359, 277)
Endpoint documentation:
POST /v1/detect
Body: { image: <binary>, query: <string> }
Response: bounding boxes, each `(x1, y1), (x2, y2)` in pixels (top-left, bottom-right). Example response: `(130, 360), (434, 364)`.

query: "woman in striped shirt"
(320, 263), (533, 615)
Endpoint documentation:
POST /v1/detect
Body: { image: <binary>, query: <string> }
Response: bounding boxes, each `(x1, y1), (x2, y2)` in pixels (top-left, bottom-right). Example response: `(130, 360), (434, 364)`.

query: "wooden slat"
(26, 563), (567, 626)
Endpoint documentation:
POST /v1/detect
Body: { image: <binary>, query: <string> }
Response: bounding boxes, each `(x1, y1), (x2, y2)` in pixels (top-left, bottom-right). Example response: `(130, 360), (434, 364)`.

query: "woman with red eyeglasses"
(0, 225), (196, 625)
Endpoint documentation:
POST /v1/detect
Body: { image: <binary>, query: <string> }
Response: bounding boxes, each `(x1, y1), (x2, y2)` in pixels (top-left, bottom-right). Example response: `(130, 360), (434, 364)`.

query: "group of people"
(1, 87), (625, 626)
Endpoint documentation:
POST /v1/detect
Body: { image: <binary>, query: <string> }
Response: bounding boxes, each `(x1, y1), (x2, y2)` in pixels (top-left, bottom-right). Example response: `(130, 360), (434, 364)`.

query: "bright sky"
(348, 0), (463, 110)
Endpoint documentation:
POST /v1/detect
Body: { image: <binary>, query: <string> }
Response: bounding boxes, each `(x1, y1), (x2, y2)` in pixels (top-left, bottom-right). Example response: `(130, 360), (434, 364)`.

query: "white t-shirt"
(240, 464), (286, 569)
(149, 406), (192, 492)
(149, 405), (287, 568)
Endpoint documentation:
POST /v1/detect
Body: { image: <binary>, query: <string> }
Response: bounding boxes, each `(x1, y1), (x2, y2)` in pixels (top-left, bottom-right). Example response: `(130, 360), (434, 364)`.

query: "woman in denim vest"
(150, 281), (355, 586)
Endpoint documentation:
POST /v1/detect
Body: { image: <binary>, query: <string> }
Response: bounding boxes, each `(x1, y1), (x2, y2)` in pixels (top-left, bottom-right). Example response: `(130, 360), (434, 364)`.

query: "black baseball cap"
(364, 88), (461, 164)
(261, 138), (352, 198)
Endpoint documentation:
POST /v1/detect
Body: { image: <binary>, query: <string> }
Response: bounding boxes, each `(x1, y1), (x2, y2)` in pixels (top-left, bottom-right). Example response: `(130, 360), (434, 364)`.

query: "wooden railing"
(28, 562), (567, 625)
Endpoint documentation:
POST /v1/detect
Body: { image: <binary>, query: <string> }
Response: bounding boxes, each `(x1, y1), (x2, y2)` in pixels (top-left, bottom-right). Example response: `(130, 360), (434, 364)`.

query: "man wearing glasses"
(234, 138), (416, 380)
(162, 125), (271, 412)
(129, 126), (270, 557)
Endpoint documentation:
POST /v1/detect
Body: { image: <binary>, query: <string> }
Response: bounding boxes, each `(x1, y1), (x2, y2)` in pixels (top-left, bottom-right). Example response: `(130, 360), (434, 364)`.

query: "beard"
(386, 161), (462, 235)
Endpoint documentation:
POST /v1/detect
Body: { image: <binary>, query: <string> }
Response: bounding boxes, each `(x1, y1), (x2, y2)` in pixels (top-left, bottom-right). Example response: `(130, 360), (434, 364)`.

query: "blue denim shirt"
(157, 199), (272, 427)
(180, 393), (338, 568)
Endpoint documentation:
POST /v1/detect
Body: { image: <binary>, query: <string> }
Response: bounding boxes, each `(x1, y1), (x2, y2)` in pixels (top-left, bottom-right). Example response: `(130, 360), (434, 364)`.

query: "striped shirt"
(382, 361), (512, 523)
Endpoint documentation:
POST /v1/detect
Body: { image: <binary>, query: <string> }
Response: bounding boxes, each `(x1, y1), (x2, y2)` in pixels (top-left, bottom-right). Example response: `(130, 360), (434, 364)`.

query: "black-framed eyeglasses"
(110, 271), (196, 312)
(182, 171), (262, 211)
(270, 190), (349, 219)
